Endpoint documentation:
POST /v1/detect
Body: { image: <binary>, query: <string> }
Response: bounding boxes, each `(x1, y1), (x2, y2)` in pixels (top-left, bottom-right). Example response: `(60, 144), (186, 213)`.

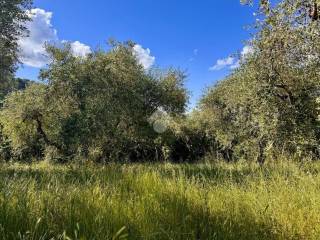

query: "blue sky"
(17, 0), (257, 108)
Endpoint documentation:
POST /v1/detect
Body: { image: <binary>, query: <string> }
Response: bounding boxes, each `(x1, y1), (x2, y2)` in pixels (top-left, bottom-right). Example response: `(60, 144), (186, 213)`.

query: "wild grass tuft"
(0, 160), (320, 239)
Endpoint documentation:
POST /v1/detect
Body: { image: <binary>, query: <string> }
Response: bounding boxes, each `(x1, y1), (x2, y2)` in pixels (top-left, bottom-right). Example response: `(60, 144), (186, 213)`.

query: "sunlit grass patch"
(0, 160), (319, 239)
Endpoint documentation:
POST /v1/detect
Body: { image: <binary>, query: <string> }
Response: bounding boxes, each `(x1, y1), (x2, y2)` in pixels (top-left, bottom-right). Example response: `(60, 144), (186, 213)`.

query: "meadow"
(1, 1), (320, 239)
(0, 160), (320, 240)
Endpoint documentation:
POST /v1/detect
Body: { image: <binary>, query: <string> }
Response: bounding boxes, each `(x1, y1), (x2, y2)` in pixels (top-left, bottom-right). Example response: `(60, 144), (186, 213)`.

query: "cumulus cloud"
(18, 8), (57, 67)
(69, 41), (92, 57)
(18, 8), (91, 68)
(209, 45), (253, 71)
(209, 56), (237, 71)
(61, 40), (92, 57)
(132, 44), (155, 70)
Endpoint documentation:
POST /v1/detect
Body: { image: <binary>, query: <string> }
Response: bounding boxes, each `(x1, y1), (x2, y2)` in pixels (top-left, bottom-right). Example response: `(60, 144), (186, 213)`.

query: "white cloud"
(18, 8), (57, 67)
(18, 8), (91, 68)
(69, 41), (92, 57)
(132, 44), (155, 70)
(241, 45), (253, 57)
(209, 45), (253, 71)
(209, 56), (237, 71)
(230, 60), (240, 69)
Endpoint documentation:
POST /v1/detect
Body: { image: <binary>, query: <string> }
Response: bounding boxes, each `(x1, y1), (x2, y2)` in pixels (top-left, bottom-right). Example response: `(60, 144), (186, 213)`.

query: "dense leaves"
(198, 0), (320, 161)
(0, 42), (188, 162)
(0, 0), (319, 163)
(0, 0), (32, 99)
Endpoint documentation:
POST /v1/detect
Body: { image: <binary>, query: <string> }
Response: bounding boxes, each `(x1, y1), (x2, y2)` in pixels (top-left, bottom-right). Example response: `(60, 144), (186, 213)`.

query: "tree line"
(0, 0), (319, 163)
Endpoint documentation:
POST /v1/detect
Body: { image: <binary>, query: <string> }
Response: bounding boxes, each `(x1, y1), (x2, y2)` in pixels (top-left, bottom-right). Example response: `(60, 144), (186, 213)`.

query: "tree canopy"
(0, 0), (32, 99)
(0, 0), (319, 163)
(198, 0), (320, 162)
(0, 42), (188, 162)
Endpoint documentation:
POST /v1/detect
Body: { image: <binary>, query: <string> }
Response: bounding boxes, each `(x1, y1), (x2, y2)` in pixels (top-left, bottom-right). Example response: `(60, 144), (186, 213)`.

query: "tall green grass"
(0, 160), (320, 239)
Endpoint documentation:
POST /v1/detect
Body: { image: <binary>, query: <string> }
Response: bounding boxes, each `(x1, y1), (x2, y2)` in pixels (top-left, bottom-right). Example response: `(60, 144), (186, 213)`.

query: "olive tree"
(0, 42), (188, 162)
(199, 0), (320, 162)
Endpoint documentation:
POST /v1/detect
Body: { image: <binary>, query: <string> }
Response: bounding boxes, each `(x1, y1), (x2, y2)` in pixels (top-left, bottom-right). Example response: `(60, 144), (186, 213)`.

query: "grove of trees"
(0, 0), (319, 163)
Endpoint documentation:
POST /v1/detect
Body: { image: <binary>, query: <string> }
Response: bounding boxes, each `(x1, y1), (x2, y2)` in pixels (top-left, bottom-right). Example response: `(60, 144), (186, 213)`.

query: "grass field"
(0, 160), (320, 240)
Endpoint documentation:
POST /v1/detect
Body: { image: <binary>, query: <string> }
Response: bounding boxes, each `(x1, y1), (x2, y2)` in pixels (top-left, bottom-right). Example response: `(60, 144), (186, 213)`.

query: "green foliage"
(0, 0), (33, 161)
(0, 42), (188, 162)
(199, 0), (320, 162)
(0, 84), (49, 160)
(1, 0), (320, 164)
(0, 0), (33, 98)
(1, 161), (320, 239)
(159, 113), (215, 162)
